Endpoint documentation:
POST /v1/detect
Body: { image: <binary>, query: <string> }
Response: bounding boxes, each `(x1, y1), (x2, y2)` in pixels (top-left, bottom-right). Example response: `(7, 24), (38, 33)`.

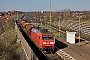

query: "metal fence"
(15, 23), (39, 60)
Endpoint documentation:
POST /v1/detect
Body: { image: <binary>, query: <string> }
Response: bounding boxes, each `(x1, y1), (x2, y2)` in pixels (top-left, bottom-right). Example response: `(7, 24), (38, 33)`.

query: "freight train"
(17, 19), (55, 53)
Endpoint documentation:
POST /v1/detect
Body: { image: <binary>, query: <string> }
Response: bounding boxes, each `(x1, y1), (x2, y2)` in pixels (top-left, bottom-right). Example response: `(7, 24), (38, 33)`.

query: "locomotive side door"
(38, 33), (43, 48)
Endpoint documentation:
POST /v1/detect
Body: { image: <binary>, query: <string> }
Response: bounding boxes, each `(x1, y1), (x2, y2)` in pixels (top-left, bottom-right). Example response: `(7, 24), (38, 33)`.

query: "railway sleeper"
(41, 47), (55, 54)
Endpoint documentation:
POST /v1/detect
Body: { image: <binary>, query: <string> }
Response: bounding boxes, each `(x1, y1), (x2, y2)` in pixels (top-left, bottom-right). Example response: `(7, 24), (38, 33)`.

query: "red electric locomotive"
(18, 19), (55, 52)
(30, 27), (55, 52)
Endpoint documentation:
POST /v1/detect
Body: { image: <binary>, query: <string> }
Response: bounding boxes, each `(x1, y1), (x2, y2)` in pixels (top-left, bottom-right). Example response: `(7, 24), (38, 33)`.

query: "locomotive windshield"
(42, 35), (53, 40)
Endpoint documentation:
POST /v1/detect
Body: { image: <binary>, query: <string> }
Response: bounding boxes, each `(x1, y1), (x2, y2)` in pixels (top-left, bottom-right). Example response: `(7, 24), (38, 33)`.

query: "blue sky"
(0, 0), (90, 12)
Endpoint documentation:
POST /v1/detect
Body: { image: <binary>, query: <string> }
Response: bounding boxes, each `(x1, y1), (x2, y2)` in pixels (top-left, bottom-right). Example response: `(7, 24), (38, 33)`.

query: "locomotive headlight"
(43, 42), (46, 44)
(50, 42), (54, 44)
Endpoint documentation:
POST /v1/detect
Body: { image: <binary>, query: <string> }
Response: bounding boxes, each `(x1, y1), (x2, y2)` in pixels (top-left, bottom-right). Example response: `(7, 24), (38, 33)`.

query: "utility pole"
(44, 16), (46, 29)
(77, 13), (82, 46)
(58, 17), (61, 37)
(50, 1), (51, 31)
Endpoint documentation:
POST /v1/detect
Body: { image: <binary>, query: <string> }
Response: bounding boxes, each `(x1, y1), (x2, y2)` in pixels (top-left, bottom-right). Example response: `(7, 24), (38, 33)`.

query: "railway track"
(41, 48), (63, 60)
(46, 53), (62, 60)
(42, 46), (76, 60)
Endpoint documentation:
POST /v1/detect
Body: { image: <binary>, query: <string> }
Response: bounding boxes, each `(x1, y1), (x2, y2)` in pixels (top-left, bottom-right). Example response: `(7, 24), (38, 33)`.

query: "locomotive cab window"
(42, 35), (53, 40)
